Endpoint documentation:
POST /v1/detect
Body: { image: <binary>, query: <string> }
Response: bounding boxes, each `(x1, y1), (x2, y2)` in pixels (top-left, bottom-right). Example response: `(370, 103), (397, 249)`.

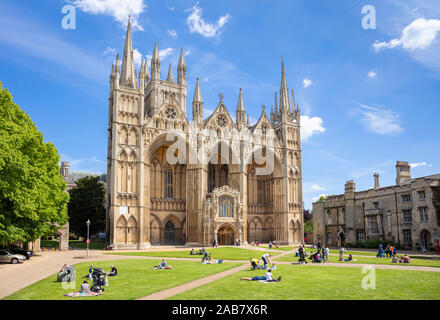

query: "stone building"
(106, 19), (304, 249)
(313, 161), (440, 251)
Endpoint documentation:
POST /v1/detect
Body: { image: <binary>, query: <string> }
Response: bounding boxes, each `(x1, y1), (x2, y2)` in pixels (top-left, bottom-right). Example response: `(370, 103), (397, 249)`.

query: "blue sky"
(0, 0), (439, 210)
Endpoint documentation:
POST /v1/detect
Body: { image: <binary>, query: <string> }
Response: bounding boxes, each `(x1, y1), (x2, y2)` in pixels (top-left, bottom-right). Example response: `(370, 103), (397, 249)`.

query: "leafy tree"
(317, 195), (329, 202)
(303, 209), (312, 221)
(304, 220), (313, 233)
(68, 176), (106, 238)
(0, 83), (68, 246)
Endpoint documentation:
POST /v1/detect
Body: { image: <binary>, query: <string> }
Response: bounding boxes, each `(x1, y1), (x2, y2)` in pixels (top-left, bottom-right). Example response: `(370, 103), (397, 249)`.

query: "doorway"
(164, 221), (175, 245)
(218, 225), (235, 245)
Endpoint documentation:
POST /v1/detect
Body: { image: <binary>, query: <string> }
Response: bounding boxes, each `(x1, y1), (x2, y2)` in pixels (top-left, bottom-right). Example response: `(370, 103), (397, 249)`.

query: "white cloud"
(146, 47), (174, 62)
(167, 30), (178, 38)
(167, 6), (175, 11)
(410, 162), (432, 168)
(374, 18), (440, 52)
(71, 0), (147, 31)
(186, 2), (231, 38)
(300, 115), (325, 141)
(103, 46), (116, 56)
(367, 70), (377, 78)
(357, 105), (403, 135)
(310, 184), (326, 191)
(302, 78), (312, 88)
(133, 48), (143, 67)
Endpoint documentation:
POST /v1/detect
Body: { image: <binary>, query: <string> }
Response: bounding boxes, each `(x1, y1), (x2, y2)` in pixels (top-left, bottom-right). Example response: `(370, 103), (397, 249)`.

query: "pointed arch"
(127, 216), (138, 244)
(116, 215), (127, 243)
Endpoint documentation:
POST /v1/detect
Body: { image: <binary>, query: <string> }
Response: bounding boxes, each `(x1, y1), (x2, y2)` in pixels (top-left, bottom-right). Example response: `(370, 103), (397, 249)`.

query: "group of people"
(297, 243), (330, 264)
(268, 241), (279, 249)
(79, 264), (117, 295)
(377, 244), (398, 258)
(250, 253), (277, 270)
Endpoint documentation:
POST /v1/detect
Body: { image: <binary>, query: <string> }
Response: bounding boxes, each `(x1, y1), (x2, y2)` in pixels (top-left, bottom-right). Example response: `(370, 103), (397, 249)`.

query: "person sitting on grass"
(158, 259), (167, 269)
(339, 250), (344, 261)
(269, 241), (273, 249)
(107, 265), (118, 276)
(80, 280), (90, 294)
(344, 254), (353, 262)
(391, 255), (398, 263)
(240, 269), (282, 282)
(190, 248), (195, 255)
(400, 254), (411, 263)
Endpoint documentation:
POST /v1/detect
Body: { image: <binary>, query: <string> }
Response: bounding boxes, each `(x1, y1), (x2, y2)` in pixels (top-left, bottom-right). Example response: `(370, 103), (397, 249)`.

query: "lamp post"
(86, 219), (90, 257)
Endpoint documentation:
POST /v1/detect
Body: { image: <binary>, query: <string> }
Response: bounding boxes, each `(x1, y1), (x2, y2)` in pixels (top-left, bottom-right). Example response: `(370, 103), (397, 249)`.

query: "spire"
(144, 57), (150, 80)
(167, 64), (174, 82)
(279, 58), (290, 112)
(151, 42), (161, 80)
(274, 91), (278, 116)
(177, 48), (186, 85)
(193, 78), (202, 102)
(237, 88), (245, 111)
(192, 78), (203, 123)
(236, 88), (246, 125)
(120, 16), (138, 88)
(247, 115), (250, 126)
(291, 89), (295, 113)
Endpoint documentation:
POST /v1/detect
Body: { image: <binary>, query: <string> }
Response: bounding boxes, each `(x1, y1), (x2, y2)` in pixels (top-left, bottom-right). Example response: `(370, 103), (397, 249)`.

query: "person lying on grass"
(81, 280), (90, 294)
(240, 269), (282, 282)
(344, 254), (353, 262)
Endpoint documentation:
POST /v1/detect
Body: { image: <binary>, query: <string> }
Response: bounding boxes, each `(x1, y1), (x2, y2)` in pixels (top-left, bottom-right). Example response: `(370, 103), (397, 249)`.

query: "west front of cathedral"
(106, 19), (304, 249)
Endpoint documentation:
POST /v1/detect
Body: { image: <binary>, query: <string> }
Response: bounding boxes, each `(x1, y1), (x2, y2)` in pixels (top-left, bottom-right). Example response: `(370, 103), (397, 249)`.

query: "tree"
(0, 83), (68, 246)
(303, 209), (312, 221)
(304, 220), (313, 233)
(68, 176), (106, 238)
(317, 195), (329, 202)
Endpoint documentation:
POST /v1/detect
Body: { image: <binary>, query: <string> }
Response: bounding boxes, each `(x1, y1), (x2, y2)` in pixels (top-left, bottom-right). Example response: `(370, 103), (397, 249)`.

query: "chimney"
(374, 173), (380, 189)
(396, 161), (411, 185)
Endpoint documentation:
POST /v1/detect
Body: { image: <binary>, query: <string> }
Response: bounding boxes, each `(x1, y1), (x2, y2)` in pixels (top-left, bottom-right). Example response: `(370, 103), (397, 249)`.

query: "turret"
(151, 42), (161, 80)
(192, 78), (203, 123)
(236, 88), (246, 127)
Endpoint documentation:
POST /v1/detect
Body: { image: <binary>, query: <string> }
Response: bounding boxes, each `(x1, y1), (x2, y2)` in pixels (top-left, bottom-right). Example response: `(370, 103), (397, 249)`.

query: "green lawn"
(107, 247), (280, 261)
(4, 259), (242, 300)
(168, 264), (440, 300)
(274, 253), (440, 268)
(40, 240), (106, 250)
(260, 246), (296, 251)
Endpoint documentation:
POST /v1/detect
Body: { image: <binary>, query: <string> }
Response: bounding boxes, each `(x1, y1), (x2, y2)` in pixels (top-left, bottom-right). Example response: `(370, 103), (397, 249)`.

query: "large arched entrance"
(420, 229), (431, 250)
(164, 221), (175, 245)
(218, 225), (235, 245)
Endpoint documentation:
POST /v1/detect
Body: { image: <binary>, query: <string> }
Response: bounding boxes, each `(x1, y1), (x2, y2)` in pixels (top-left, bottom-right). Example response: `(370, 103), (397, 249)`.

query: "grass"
(106, 247), (279, 261)
(274, 253), (440, 268)
(168, 264), (440, 300)
(259, 246), (296, 251)
(4, 259), (242, 300)
(40, 240), (106, 250)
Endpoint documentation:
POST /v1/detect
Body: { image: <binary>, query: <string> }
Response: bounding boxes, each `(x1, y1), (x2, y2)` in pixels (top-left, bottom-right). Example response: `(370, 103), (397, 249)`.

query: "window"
(403, 230), (412, 244)
(356, 230), (365, 243)
(367, 216), (379, 234)
(258, 180), (264, 204)
(327, 210), (332, 225)
(419, 207), (429, 223)
(165, 168), (173, 198)
(401, 194), (412, 203)
(327, 232), (332, 243)
(402, 209), (412, 224)
(418, 191), (426, 201)
(373, 202), (379, 209)
(341, 208), (346, 224)
(218, 196), (234, 218)
(165, 107), (177, 119)
(208, 166), (215, 193)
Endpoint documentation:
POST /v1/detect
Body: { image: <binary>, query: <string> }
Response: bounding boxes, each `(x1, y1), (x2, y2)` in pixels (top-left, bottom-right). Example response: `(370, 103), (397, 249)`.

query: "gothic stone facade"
(313, 161), (440, 251)
(106, 19), (304, 249)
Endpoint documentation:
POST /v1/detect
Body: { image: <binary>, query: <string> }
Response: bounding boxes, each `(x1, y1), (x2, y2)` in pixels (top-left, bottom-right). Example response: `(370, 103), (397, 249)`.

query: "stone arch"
(116, 215), (127, 243)
(296, 220), (301, 242)
(289, 220), (295, 243)
(420, 229), (432, 250)
(161, 214), (183, 245)
(127, 216), (138, 244)
(117, 150), (128, 193)
(265, 217), (274, 242)
(128, 127), (138, 146)
(247, 217), (264, 243)
(119, 126), (128, 144)
(217, 223), (237, 245)
(150, 214), (161, 245)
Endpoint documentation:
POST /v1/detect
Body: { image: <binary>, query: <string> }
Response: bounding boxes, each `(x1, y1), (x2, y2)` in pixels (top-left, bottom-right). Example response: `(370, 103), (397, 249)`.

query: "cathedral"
(106, 18), (304, 249)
